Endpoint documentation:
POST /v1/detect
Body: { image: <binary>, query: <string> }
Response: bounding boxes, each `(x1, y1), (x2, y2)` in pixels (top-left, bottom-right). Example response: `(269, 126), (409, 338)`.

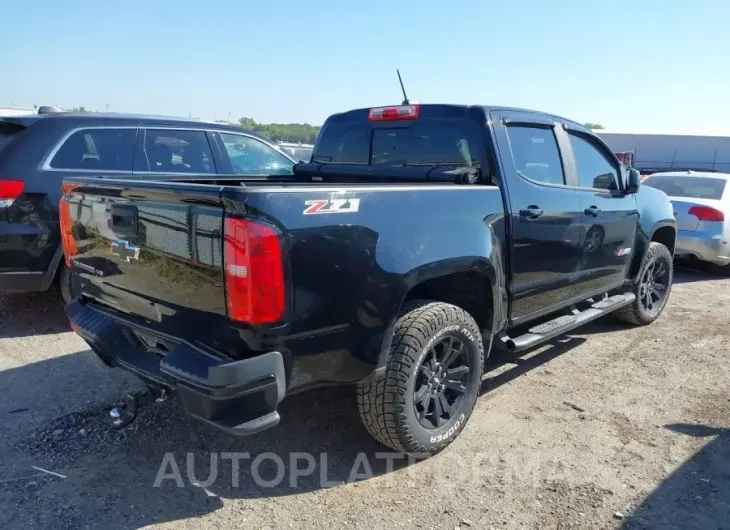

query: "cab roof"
(0, 111), (263, 138)
(324, 103), (591, 133)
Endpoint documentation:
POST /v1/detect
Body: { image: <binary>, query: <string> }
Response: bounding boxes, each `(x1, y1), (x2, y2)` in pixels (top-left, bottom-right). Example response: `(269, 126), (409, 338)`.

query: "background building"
(598, 131), (730, 174)
(0, 106), (37, 117)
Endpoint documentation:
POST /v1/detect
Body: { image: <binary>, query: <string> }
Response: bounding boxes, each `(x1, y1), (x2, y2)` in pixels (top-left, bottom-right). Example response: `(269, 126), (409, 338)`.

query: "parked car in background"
(277, 142), (314, 162)
(61, 103), (676, 455)
(0, 110), (295, 301)
(642, 171), (729, 272)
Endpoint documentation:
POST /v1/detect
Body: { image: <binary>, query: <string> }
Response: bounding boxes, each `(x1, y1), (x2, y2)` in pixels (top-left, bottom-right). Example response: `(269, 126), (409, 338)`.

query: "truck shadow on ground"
(482, 335), (587, 394)
(0, 290), (71, 339)
(1, 332), (592, 527)
(623, 423), (730, 530)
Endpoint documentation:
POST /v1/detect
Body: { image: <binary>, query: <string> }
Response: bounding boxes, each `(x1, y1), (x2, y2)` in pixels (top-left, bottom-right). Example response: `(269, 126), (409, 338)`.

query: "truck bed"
(62, 177), (506, 385)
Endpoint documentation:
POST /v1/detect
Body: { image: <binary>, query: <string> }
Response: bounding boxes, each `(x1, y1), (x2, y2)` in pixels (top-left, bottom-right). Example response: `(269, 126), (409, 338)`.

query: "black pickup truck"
(62, 104), (676, 455)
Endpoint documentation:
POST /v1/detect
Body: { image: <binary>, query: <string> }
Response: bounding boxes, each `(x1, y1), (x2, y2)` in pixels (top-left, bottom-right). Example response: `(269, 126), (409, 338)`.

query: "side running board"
(500, 293), (635, 353)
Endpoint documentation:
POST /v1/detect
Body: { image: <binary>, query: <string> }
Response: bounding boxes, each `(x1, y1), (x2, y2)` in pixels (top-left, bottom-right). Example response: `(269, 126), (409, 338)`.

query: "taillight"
(368, 105), (420, 122)
(688, 205), (725, 222)
(59, 184), (78, 266)
(223, 217), (285, 326)
(0, 180), (25, 207)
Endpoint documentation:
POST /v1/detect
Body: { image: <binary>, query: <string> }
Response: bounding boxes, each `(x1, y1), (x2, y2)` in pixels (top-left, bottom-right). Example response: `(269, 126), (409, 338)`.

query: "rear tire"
(357, 301), (484, 455)
(613, 242), (673, 326)
(58, 264), (73, 304)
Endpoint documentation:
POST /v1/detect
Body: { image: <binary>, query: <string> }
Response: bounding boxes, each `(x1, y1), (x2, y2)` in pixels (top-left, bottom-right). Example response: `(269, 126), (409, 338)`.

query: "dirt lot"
(1, 265), (728, 530)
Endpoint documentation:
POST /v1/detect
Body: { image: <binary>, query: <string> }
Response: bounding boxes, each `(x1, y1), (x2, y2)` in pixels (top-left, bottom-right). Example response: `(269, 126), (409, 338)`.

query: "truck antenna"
(397, 69), (410, 105)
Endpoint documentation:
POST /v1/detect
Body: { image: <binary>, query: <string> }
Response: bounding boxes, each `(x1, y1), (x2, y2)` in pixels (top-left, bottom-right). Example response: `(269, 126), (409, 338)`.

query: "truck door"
(490, 111), (584, 324)
(556, 125), (639, 297)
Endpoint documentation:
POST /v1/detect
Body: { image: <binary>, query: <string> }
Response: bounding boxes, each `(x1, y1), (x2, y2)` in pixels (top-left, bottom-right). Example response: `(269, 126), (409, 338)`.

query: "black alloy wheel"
(638, 256), (669, 313)
(413, 335), (471, 430)
(613, 241), (673, 326)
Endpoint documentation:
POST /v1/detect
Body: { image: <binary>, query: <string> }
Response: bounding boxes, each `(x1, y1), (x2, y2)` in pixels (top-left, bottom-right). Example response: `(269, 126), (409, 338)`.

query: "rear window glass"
(312, 121), (481, 167)
(50, 128), (136, 171)
(642, 175), (727, 199)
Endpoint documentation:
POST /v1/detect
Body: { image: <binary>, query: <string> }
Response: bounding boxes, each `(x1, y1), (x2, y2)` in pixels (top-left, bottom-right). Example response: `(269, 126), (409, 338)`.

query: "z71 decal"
(303, 198), (360, 215)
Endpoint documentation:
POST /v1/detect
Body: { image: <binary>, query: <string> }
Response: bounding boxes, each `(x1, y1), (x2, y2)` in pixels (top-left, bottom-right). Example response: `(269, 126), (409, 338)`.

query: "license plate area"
(132, 329), (176, 357)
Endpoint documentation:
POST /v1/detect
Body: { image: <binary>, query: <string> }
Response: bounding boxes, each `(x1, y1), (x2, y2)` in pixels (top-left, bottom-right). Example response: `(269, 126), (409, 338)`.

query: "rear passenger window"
(50, 128), (136, 171)
(143, 130), (214, 174)
(568, 133), (619, 190)
(506, 126), (566, 185)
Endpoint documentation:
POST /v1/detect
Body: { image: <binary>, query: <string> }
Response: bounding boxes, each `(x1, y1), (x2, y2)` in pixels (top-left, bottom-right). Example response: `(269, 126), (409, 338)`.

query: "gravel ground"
(1, 265), (729, 530)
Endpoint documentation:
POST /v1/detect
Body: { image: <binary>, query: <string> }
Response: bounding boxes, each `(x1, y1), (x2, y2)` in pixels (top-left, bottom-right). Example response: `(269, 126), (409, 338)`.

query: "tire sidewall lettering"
(430, 412), (466, 443)
(413, 324), (476, 378)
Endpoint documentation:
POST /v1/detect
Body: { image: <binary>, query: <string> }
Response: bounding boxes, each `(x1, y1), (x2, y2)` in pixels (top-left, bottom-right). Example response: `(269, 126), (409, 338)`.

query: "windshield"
(219, 133), (294, 176)
(643, 175), (727, 200)
(312, 120), (481, 167)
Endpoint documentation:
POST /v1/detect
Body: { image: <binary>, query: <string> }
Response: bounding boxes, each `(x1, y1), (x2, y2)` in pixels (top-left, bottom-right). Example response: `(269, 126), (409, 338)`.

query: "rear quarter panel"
(225, 185), (507, 391)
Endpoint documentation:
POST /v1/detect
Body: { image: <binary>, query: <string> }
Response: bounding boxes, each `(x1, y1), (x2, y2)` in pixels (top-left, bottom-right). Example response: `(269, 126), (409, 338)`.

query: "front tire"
(613, 241), (673, 325)
(357, 301), (484, 455)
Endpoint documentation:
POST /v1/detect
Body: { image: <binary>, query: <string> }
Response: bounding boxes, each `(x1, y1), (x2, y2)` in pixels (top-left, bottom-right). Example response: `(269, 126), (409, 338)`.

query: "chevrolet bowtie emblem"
(111, 239), (140, 263)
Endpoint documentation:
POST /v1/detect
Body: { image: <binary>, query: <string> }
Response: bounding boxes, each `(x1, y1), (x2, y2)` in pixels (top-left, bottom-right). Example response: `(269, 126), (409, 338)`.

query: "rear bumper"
(66, 299), (286, 437)
(0, 245), (64, 293)
(675, 231), (730, 266)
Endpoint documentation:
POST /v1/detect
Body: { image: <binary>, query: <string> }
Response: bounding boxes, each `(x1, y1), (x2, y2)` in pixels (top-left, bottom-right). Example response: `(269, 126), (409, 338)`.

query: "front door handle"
(584, 206), (602, 217)
(519, 206), (544, 220)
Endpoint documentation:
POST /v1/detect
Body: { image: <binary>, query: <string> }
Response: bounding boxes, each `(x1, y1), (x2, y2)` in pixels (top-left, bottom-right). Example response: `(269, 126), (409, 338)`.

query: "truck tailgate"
(62, 180), (232, 353)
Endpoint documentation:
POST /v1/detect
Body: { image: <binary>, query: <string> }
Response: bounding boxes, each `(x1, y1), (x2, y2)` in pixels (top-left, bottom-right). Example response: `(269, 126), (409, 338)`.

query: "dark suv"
(0, 110), (296, 301)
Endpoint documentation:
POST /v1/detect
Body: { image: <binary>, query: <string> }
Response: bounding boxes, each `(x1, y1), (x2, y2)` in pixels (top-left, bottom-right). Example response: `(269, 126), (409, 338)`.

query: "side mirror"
(626, 168), (641, 194)
(593, 173), (617, 190)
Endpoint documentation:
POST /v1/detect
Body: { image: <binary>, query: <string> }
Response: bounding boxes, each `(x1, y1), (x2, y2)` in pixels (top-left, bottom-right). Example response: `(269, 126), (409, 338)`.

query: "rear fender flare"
(628, 221), (676, 281)
(369, 257), (503, 377)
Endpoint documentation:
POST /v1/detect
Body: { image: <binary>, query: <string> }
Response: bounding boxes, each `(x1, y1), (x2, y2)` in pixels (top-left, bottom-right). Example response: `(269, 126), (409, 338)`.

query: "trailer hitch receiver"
(109, 389), (166, 428)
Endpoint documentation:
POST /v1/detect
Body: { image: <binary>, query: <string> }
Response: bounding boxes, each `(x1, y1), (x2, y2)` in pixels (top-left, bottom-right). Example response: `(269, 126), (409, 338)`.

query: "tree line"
(238, 117), (321, 144)
(66, 108), (321, 144)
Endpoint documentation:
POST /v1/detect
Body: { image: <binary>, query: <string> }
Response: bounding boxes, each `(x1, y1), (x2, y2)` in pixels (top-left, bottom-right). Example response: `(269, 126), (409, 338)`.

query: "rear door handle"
(519, 206), (544, 220)
(110, 204), (139, 237)
(584, 206), (602, 217)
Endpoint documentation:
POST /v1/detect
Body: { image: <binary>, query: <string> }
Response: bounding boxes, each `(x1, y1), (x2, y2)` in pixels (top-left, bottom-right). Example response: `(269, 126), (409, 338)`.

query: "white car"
(642, 171), (729, 270)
